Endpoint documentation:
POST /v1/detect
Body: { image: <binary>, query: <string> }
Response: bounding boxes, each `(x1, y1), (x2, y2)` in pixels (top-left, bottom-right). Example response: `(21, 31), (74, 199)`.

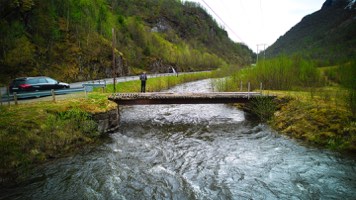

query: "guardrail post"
(248, 82), (250, 99)
(240, 80), (243, 91)
(260, 82), (263, 94)
(5, 87), (9, 106)
(14, 92), (18, 105)
(51, 89), (56, 102)
(7, 87), (10, 106)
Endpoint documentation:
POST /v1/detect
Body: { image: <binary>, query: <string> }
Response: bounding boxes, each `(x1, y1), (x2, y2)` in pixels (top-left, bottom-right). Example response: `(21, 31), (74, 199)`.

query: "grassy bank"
(269, 89), (356, 152)
(0, 71), (214, 183)
(0, 94), (117, 182)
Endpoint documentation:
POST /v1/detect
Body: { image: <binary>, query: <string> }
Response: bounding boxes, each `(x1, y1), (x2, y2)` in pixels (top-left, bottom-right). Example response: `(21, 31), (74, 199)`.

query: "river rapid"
(1, 79), (356, 200)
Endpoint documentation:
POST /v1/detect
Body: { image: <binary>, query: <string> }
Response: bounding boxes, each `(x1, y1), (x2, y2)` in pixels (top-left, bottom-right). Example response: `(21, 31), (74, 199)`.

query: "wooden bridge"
(108, 92), (274, 105)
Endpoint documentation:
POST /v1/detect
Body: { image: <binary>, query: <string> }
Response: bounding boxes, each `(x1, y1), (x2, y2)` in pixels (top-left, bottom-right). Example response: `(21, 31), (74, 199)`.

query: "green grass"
(105, 72), (213, 93)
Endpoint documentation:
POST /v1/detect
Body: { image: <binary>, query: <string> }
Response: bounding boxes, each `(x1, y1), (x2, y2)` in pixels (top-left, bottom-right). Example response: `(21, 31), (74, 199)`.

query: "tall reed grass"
(216, 56), (324, 92)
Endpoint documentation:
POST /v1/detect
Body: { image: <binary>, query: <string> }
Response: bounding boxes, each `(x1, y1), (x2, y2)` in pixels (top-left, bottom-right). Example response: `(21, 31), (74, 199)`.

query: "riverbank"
(0, 94), (118, 184)
(267, 90), (356, 153)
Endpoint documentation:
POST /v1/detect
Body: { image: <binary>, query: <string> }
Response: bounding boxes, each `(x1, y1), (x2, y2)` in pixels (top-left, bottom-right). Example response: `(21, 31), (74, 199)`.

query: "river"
(1, 79), (355, 199)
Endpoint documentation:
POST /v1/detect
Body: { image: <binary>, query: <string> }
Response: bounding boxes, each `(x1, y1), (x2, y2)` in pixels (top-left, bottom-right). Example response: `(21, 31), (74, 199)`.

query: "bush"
(346, 90), (356, 118)
(245, 97), (277, 122)
(53, 108), (99, 136)
(324, 60), (356, 116)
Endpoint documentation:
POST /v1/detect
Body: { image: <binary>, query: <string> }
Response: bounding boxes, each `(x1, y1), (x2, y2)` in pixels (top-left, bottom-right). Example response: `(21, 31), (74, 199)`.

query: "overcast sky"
(185, 0), (326, 52)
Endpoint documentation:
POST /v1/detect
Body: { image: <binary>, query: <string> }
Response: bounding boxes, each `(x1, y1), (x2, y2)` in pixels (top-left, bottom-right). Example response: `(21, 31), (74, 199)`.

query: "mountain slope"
(265, 0), (356, 64)
(0, 0), (253, 85)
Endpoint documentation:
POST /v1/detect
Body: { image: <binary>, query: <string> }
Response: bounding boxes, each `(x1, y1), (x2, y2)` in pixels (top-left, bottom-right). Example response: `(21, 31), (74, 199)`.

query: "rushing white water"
(1, 79), (355, 200)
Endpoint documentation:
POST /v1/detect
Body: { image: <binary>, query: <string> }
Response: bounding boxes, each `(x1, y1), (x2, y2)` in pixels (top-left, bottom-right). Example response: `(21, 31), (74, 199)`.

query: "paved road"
(69, 73), (174, 88)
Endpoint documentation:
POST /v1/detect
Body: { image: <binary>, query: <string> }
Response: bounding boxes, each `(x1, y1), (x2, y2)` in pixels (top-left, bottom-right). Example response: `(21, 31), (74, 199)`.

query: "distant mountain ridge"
(265, 0), (356, 64)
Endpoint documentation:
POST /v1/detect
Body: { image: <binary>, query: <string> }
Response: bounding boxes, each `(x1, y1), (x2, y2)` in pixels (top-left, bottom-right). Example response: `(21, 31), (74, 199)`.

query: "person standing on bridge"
(140, 72), (147, 93)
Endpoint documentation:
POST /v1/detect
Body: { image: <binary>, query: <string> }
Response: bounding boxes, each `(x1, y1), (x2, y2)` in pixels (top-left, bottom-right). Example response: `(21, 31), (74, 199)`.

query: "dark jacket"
(140, 74), (147, 81)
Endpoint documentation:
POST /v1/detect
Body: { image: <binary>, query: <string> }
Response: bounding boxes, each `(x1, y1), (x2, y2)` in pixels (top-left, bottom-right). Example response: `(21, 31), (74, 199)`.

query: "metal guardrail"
(82, 83), (106, 87)
(0, 81), (108, 104)
(0, 83), (109, 106)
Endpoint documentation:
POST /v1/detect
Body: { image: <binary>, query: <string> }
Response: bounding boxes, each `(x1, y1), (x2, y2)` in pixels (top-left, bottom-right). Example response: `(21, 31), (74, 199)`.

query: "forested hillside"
(0, 0), (253, 85)
(265, 0), (356, 65)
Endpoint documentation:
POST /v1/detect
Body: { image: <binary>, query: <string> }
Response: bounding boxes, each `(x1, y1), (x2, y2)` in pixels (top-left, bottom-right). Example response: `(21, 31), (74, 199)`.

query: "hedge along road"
(0, 72), (199, 104)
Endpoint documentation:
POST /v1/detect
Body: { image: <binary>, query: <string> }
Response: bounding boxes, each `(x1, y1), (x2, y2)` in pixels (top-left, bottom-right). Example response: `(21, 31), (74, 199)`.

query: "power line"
(201, 0), (245, 43)
(239, 0), (251, 25)
(259, 0), (265, 32)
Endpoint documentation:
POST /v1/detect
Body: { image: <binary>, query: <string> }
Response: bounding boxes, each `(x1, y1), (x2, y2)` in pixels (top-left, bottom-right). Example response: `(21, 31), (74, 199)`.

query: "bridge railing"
(236, 81), (264, 93)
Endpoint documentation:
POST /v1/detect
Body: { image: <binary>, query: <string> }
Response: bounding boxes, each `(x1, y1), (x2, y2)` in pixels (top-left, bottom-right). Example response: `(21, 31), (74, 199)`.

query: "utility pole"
(256, 43), (267, 64)
(112, 28), (116, 93)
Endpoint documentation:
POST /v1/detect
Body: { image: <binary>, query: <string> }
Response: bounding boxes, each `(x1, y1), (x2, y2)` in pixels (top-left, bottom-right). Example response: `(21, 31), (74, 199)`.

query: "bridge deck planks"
(109, 92), (273, 105)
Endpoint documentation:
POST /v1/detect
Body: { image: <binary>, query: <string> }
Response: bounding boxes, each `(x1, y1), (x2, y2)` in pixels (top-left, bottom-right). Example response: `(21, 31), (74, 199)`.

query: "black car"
(9, 76), (70, 94)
